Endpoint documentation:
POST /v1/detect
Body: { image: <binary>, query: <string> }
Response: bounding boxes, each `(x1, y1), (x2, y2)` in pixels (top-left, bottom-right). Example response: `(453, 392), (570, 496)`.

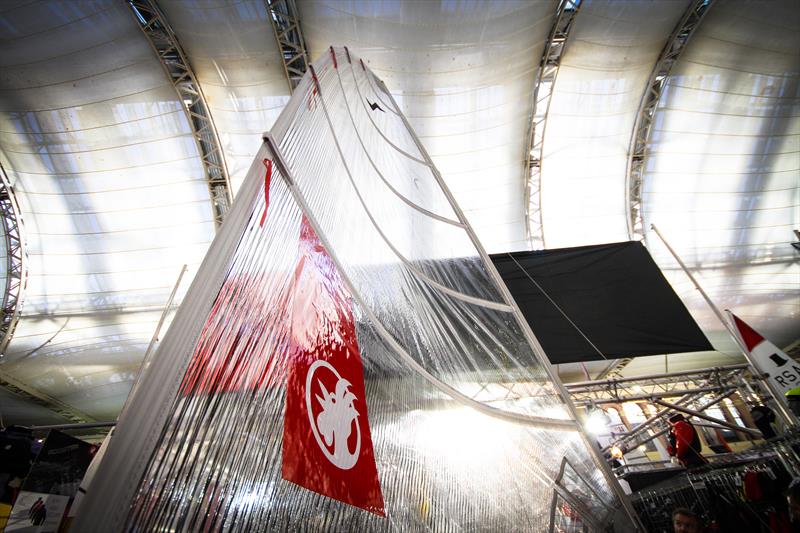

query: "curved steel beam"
(0, 369), (96, 424)
(523, 0), (582, 250)
(625, 0), (715, 241)
(0, 161), (27, 357)
(265, 0), (310, 92)
(127, 0), (232, 228)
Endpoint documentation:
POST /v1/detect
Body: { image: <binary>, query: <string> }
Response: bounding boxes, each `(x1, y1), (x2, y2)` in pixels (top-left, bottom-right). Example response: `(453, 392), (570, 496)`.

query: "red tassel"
(259, 158), (273, 227)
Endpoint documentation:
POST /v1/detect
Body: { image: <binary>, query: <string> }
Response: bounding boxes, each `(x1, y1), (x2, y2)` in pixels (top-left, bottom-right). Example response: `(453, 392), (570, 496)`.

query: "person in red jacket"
(666, 414), (708, 468)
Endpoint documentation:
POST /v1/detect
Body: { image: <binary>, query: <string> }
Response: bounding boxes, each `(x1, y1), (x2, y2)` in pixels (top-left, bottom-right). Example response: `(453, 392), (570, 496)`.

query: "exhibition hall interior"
(0, 0), (798, 531)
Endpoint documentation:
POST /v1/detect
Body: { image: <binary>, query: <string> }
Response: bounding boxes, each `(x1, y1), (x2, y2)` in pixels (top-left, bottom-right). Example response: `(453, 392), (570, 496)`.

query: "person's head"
(668, 414), (686, 426)
(672, 508), (701, 533)
(787, 478), (800, 522)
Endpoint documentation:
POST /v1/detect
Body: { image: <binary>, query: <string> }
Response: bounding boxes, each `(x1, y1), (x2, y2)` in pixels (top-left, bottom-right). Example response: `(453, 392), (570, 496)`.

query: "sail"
(728, 311), (800, 399)
(75, 47), (634, 532)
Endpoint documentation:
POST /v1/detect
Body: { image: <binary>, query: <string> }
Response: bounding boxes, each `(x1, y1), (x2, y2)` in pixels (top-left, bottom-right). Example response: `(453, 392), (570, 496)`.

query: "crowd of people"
(654, 406), (800, 532)
(667, 478), (800, 532)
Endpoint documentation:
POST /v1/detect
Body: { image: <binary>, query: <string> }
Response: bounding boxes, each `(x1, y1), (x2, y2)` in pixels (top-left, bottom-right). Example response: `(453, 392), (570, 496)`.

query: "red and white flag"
(727, 310), (799, 396)
(282, 217), (385, 516)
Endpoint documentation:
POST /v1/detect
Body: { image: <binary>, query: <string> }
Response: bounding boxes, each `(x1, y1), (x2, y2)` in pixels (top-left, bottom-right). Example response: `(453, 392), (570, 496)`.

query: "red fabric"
(768, 510), (791, 533)
(178, 270), (292, 395)
(743, 471), (762, 501)
(330, 46), (338, 69)
(730, 312), (764, 352)
(671, 420), (697, 461)
(282, 217), (384, 515)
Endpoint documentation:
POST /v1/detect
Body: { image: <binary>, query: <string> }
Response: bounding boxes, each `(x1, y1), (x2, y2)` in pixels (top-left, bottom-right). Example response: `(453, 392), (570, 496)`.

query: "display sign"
(4, 491), (69, 533)
(282, 217), (384, 515)
(5, 431), (96, 533)
(19, 431), (96, 498)
(728, 311), (799, 397)
(491, 242), (713, 363)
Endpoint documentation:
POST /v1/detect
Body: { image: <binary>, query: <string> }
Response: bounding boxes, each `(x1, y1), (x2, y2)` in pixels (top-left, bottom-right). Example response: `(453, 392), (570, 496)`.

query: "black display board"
(490, 241), (712, 364)
(21, 430), (96, 497)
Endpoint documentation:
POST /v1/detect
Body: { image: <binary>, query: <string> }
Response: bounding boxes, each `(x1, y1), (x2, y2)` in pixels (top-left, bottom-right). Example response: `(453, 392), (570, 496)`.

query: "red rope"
(259, 158), (273, 227)
(329, 46), (337, 69)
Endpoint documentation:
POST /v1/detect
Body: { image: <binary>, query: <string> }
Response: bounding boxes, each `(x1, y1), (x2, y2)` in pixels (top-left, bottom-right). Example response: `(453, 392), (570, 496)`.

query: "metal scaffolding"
(523, 0), (582, 250)
(567, 364), (751, 406)
(127, 0), (232, 228)
(265, 0), (310, 92)
(625, 0), (714, 241)
(0, 162), (26, 357)
(566, 364), (772, 457)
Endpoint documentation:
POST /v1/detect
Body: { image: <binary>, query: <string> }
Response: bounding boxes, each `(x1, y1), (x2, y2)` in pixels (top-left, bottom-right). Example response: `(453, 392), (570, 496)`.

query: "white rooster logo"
(305, 360), (361, 469)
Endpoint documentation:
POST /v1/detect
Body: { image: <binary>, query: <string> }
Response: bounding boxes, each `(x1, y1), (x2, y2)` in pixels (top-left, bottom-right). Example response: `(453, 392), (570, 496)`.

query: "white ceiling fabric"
(157, 0), (291, 194)
(0, 0), (796, 425)
(540, 0), (689, 248)
(298, 0), (557, 254)
(0, 0), (214, 421)
(642, 0), (800, 349)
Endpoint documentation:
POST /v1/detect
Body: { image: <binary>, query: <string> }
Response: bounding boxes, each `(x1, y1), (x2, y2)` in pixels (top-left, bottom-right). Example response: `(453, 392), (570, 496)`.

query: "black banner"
(491, 241), (712, 364)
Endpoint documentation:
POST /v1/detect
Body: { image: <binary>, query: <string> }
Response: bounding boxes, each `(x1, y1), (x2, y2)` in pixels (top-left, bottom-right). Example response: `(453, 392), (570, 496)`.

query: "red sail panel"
(282, 216), (384, 516)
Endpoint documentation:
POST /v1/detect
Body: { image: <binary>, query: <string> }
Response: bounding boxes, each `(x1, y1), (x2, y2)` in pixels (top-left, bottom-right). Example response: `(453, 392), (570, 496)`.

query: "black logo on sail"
(770, 353), (788, 367)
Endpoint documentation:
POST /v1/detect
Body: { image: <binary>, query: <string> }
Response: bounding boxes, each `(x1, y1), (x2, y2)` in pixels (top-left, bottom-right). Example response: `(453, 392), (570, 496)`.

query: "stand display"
(74, 47), (638, 533)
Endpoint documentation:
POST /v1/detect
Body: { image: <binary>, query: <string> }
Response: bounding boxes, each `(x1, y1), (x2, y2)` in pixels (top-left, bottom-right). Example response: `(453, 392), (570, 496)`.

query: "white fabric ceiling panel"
(3, 310), (173, 421)
(540, 0), (689, 248)
(0, 1), (214, 421)
(642, 0), (800, 347)
(157, 0), (291, 193)
(0, 0), (795, 426)
(299, 0), (557, 253)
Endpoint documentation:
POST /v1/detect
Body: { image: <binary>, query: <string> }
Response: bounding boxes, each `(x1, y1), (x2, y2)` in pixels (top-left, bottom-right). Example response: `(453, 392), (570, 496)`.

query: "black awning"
(490, 241), (712, 364)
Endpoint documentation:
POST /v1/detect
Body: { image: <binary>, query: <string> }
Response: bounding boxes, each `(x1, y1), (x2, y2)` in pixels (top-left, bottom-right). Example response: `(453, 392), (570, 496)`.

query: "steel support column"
(625, 0), (714, 241)
(126, 0), (232, 228)
(265, 0), (309, 92)
(0, 162), (26, 357)
(523, 0), (582, 249)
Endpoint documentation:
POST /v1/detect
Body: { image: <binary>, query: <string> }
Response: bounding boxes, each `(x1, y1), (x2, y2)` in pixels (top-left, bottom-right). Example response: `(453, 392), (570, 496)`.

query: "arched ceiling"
(0, 0), (217, 424)
(0, 0), (797, 425)
(642, 0), (799, 352)
(540, 0), (688, 248)
(156, 0), (291, 192)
